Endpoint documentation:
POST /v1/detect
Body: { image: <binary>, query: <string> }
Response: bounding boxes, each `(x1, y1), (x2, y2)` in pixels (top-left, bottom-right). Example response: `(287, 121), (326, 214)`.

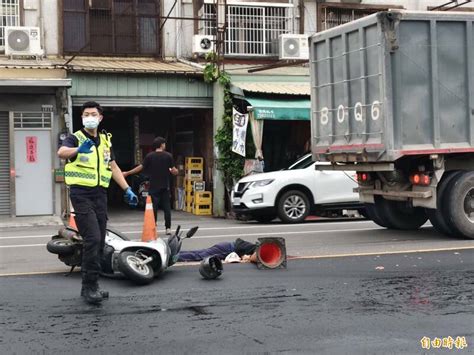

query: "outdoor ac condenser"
(278, 34), (309, 60)
(5, 26), (44, 57)
(192, 35), (215, 54)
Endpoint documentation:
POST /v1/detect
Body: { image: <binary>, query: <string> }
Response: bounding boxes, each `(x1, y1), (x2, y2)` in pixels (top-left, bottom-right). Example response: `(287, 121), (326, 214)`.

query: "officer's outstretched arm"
(57, 146), (78, 160)
(110, 161), (131, 191)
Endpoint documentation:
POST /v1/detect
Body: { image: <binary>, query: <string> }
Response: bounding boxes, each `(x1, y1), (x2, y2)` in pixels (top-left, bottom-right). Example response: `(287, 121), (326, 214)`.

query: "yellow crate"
(192, 204), (212, 216)
(185, 202), (193, 213)
(186, 191), (194, 203)
(185, 157), (204, 170)
(185, 169), (203, 180)
(194, 191), (212, 205)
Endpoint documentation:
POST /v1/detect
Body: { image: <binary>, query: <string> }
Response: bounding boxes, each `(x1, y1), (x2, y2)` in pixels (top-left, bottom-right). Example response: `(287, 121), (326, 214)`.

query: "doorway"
(13, 112), (53, 216)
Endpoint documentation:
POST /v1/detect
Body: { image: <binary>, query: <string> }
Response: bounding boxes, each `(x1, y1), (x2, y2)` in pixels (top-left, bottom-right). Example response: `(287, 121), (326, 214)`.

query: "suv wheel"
(277, 190), (310, 223)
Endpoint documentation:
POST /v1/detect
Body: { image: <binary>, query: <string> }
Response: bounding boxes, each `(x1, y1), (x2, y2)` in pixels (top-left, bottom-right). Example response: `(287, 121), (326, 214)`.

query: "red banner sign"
(26, 136), (37, 163)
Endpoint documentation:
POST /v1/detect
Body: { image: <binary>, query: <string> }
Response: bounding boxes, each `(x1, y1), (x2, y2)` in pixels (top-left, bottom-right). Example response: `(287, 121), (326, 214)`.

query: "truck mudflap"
(357, 186), (437, 209)
(313, 144), (387, 163)
(355, 188), (432, 199)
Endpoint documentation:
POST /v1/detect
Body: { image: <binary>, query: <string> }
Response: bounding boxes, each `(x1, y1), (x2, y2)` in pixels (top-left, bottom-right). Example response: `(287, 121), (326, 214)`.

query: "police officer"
(58, 101), (138, 304)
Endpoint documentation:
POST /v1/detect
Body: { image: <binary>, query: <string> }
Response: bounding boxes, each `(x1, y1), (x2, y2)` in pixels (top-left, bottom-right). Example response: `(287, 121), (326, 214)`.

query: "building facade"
(1, 0), (473, 218)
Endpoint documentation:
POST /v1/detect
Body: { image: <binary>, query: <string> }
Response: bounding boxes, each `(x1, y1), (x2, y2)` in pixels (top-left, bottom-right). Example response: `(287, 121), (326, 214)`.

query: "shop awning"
(0, 78), (71, 87)
(246, 96), (310, 121)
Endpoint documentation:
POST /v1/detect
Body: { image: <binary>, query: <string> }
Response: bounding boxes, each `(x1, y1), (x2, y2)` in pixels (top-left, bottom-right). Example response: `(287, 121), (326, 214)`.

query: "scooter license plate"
(142, 192), (148, 197)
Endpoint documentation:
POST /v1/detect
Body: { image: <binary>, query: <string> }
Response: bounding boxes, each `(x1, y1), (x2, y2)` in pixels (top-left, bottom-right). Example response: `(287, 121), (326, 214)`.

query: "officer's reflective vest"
(64, 130), (113, 188)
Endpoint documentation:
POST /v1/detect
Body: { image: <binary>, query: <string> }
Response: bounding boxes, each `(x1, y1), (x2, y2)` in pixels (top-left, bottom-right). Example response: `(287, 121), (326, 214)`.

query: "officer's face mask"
(82, 114), (100, 129)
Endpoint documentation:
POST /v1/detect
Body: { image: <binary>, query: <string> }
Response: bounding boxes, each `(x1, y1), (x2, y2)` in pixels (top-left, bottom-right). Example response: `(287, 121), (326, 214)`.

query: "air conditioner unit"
(278, 34), (309, 60)
(5, 26), (44, 57)
(193, 35), (215, 54)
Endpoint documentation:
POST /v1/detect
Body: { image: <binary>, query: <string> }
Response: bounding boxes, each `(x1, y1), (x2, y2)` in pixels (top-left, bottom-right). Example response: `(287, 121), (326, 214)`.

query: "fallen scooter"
(46, 225), (198, 285)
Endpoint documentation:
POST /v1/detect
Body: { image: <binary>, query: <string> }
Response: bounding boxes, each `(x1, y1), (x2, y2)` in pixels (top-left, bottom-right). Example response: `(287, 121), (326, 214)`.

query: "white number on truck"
(319, 100), (381, 125)
(337, 105), (346, 123)
(371, 100), (381, 121)
(320, 107), (329, 125)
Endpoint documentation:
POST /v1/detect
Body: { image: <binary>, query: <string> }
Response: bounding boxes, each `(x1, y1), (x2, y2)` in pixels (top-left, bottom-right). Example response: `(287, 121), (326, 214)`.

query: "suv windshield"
(286, 154), (314, 170)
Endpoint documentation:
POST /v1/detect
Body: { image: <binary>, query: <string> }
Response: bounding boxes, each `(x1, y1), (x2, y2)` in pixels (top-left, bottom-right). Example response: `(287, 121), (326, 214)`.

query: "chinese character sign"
(26, 136), (38, 163)
(421, 336), (468, 350)
(232, 109), (248, 157)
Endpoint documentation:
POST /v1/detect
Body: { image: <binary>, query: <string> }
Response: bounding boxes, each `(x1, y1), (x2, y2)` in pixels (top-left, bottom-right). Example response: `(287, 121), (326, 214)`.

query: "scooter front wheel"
(117, 251), (154, 285)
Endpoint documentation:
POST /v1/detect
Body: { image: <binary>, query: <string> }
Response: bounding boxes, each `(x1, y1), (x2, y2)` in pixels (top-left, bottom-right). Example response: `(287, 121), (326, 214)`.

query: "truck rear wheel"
(376, 197), (428, 230)
(364, 202), (390, 228)
(426, 171), (462, 236)
(445, 171), (474, 239)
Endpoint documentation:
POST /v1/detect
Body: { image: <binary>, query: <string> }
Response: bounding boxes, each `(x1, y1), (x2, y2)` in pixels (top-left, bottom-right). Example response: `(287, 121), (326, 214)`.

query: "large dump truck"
(310, 10), (474, 239)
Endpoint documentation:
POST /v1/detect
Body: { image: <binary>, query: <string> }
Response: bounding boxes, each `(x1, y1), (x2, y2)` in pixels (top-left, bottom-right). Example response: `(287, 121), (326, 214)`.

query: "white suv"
(231, 154), (362, 223)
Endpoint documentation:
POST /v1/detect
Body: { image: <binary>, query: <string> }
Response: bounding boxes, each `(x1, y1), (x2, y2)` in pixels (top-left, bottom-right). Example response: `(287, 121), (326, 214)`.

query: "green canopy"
(246, 96), (310, 121)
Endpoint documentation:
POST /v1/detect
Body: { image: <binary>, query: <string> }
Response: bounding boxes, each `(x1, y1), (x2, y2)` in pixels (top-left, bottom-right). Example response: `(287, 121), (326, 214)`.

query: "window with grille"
(0, 0), (20, 50)
(63, 0), (161, 56)
(200, 2), (294, 57)
(318, 4), (395, 31)
(13, 112), (52, 129)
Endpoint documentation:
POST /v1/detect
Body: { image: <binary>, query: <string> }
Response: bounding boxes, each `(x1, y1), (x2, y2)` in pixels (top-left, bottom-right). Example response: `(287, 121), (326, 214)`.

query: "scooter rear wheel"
(46, 238), (77, 255)
(117, 251), (154, 285)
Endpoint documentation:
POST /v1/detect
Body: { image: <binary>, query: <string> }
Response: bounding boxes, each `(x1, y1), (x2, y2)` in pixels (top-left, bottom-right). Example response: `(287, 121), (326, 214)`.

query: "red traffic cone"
(256, 237), (287, 269)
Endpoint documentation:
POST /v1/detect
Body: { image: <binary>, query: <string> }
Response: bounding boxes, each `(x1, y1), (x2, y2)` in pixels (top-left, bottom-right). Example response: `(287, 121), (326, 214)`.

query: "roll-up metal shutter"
(0, 112), (10, 215)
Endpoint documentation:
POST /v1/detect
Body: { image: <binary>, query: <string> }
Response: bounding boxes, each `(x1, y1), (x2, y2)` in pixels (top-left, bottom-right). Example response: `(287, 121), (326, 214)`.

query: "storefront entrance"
(70, 106), (213, 208)
(262, 120), (310, 172)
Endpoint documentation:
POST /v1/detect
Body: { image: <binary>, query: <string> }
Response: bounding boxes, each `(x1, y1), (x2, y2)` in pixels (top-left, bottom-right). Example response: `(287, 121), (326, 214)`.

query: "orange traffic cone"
(68, 212), (78, 230)
(141, 195), (157, 242)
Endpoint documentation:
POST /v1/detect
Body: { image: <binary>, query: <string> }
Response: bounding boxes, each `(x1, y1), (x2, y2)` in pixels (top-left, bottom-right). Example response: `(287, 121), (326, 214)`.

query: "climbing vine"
(203, 53), (254, 205)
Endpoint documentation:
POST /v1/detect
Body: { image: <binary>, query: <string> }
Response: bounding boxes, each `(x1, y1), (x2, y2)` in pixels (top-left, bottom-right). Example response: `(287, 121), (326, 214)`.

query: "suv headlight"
(250, 179), (274, 188)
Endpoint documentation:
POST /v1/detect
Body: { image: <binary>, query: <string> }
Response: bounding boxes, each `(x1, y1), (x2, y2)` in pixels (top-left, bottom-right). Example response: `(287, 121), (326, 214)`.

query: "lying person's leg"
(178, 242), (235, 262)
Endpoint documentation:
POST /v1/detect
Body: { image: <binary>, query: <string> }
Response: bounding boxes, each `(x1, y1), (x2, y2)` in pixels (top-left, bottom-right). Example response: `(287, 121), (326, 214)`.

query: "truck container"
(310, 11), (474, 239)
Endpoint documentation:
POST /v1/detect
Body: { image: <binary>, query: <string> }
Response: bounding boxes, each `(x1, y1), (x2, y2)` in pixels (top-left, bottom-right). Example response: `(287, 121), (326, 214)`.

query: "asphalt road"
(0, 249), (472, 354)
(1, 214), (473, 353)
(1, 215), (474, 275)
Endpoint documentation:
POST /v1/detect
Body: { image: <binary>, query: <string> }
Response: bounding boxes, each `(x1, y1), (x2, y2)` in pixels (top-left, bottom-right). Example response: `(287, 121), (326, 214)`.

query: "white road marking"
(292, 245), (474, 259)
(0, 226), (419, 248)
(0, 244), (46, 248)
(0, 220), (374, 240)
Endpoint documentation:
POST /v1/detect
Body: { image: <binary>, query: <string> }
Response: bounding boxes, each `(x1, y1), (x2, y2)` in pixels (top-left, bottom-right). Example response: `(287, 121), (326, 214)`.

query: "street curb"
(0, 216), (64, 230)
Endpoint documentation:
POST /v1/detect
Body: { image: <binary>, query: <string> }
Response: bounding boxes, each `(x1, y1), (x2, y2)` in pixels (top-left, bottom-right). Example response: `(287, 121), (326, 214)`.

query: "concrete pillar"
(212, 81), (226, 217)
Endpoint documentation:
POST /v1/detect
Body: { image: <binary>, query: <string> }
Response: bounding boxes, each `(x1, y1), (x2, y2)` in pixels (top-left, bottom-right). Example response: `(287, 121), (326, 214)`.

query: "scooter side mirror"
(175, 225), (181, 236)
(186, 226), (199, 238)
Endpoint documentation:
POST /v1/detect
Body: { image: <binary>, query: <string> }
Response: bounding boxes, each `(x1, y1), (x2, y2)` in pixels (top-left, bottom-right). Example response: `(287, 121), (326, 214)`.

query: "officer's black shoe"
(81, 285), (103, 305)
(80, 286), (109, 300)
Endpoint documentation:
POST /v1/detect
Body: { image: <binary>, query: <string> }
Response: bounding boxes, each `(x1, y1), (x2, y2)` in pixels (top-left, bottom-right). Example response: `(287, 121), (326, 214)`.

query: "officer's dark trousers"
(150, 188), (171, 229)
(70, 193), (107, 276)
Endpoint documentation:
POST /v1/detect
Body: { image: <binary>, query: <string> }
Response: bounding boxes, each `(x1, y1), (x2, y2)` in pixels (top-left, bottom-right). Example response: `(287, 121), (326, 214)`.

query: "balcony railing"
(0, 0), (20, 50)
(200, 2), (294, 57)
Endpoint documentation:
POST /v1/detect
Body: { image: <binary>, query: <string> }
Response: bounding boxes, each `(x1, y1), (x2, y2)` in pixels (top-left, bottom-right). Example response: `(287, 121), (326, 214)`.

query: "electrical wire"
(160, 0), (178, 31)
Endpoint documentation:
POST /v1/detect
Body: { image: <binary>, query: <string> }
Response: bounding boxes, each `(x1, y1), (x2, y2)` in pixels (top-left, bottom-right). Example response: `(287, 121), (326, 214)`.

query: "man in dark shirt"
(124, 136), (178, 234)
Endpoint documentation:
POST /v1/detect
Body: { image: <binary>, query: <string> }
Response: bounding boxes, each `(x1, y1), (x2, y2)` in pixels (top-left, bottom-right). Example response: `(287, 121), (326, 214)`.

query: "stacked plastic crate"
(192, 190), (212, 216)
(182, 158), (201, 213)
